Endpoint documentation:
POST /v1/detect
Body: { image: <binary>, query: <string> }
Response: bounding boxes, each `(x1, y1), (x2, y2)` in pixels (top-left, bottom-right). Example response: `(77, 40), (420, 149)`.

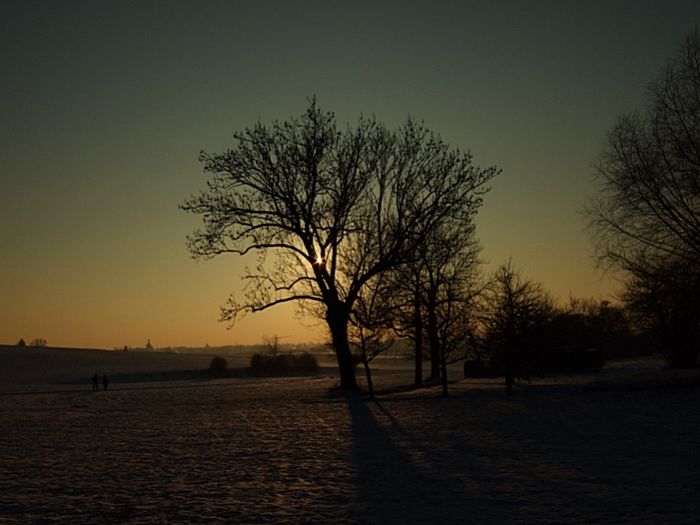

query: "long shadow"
(345, 392), (500, 523)
(366, 383), (695, 524)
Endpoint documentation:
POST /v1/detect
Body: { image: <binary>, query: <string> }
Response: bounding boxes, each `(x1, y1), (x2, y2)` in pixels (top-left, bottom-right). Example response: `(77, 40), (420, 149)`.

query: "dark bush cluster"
(208, 356), (229, 378)
(249, 351), (319, 377)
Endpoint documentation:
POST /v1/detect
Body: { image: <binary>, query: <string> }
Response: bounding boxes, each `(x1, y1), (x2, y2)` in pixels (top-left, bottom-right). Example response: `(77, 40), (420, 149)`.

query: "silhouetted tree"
(588, 29), (700, 272)
(587, 30), (700, 368)
(435, 259), (481, 396)
(29, 338), (47, 348)
(17, 338), (26, 347)
(383, 260), (426, 388)
(349, 276), (395, 398)
(409, 271), (425, 388)
(182, 99), (498, 391)
(396, 257), (443, 383)
(387, 224), (482, 391)
(424, 226), (481, 392)
(553, 297), (633, 354)
(402, 224), (482, 396)
(479, 261), (554, 395)
(622, 260), (700, 368)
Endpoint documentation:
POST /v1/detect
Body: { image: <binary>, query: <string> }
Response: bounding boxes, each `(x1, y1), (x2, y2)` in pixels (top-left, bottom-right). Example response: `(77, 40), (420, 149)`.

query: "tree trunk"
(505, 343), (514, 396)
(326, 301), (359, 391)
(363, 359), (374, 399)
(504, 317), (515, 395)
(413, 279), (423, 388)
(427, 301), (440, 380)
(440, 348), (449, 397)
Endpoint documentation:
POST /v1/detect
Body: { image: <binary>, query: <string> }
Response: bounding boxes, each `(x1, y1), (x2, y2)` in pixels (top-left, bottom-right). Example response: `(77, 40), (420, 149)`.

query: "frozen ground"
(0, 351), (699, 524)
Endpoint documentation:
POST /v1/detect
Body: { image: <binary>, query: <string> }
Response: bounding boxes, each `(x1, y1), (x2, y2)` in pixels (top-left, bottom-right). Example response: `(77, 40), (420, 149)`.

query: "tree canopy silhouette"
(348, 274), (395, 398)
(588, 30), (700, 274)
(479, 261), (554, 395)
(390, 223), (482, 395)
(587, 30), (700, 367)
(182, 99), (498, 390)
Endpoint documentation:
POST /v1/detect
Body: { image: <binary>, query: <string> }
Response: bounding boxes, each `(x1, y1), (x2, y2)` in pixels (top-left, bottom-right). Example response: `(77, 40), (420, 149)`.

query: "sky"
(2, 0), (699, 349)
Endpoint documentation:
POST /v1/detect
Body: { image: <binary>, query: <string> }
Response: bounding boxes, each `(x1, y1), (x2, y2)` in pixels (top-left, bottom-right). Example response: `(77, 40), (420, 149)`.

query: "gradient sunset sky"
(2, 0), (699, 349)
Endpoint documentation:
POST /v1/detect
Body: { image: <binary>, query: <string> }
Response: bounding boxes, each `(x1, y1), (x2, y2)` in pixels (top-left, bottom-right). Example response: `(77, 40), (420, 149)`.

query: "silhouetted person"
(102, 374), (110, 391)
(92, 373), (99, 392)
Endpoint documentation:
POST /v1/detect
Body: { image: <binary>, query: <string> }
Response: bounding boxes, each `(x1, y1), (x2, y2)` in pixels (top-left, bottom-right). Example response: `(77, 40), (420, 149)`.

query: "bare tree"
(404, 224), (482, 396)
(182, 99), (498, 391)
(422, 225), (480, 386)
(587, 29), (700, 277)
(387, 222), (483, 391)
(622, 259), (700, 368)
(384, 259), (426, 388)
(587, 30), (700, 369)
(432, 235), (482, 397)
(409, 270), (425, 388)
(479, 261), (554, 395)
(348, 275), (395, 398)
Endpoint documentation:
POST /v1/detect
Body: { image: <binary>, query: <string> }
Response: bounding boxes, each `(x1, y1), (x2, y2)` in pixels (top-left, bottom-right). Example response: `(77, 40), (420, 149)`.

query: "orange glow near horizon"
(1, 1), (690, 350)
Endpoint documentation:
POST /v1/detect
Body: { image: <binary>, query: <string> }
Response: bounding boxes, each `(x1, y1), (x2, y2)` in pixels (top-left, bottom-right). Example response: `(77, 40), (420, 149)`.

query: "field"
(1, 346), (699, 524)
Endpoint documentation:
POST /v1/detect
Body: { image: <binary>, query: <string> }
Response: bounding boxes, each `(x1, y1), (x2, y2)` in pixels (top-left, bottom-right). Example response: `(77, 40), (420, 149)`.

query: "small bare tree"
(348, 276), (395, 398)
(388, 220), (483, 393)
(383, 260), (426, 388)
(422, 225), (481, 388)
(433, 240), (482, 397)
(479, 261), (554, 395)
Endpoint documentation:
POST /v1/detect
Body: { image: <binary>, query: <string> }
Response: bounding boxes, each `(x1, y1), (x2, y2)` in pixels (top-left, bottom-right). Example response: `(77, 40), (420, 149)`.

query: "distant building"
(145, 339), (154, 351)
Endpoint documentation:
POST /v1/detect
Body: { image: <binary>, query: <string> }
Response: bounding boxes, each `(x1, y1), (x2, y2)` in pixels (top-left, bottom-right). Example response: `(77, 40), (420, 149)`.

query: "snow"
(0, 348), (698, 524)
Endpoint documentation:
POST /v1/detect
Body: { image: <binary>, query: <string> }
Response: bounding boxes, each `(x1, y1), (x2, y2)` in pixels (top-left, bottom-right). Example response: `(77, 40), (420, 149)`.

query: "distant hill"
(147, 343), (329, 356)
(0, 345), (230, 386)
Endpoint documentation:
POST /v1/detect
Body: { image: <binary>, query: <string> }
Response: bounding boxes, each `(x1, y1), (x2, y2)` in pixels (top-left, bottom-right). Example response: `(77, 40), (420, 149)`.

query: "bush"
(295, 351), (320, 371)
(464, 359), (492, 378)
(249, 351), (319, 376)
(209, 356), (229, 378)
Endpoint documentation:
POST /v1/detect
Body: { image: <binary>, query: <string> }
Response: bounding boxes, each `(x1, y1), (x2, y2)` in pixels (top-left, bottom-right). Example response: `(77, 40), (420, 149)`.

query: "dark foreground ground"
(0, 358), (699, 524)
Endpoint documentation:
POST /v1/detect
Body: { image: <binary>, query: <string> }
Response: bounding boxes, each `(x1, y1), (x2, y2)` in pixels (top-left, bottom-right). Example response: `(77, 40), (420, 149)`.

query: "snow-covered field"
(1, 347), (699, 524)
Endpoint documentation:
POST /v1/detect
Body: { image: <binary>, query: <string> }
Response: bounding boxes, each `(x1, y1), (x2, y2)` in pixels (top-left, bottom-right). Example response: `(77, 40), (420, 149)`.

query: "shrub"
(295, 351), (320, 372)
(209, 356), (229, 378)
(249, 351), (319, 376)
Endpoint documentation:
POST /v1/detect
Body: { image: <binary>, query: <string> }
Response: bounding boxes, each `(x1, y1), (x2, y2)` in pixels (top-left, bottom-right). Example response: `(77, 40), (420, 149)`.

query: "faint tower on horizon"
(145, 338), (154, 352)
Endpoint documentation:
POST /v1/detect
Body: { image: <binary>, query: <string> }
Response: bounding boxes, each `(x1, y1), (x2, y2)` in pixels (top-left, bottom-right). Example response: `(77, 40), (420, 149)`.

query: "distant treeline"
(115, 343), (329, 355)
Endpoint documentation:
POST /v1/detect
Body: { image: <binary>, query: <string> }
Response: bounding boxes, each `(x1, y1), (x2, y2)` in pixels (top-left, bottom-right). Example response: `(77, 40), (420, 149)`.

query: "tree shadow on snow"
(344, 392), (505, 523)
